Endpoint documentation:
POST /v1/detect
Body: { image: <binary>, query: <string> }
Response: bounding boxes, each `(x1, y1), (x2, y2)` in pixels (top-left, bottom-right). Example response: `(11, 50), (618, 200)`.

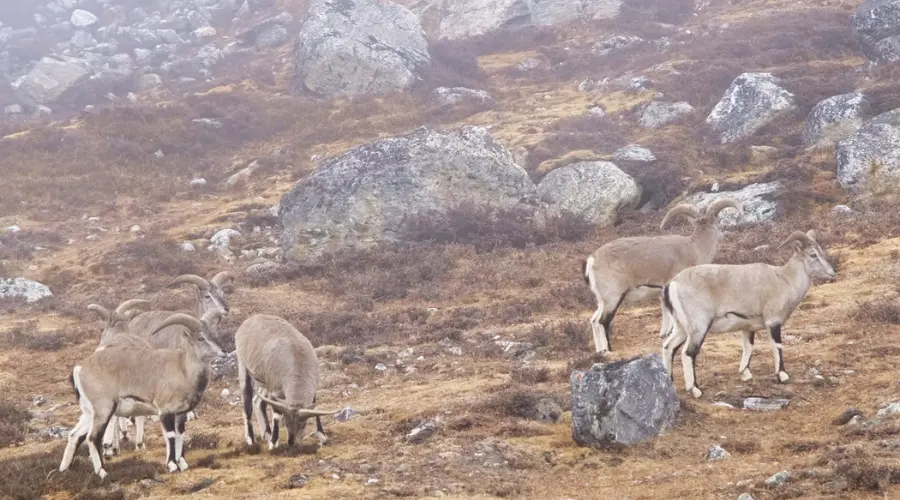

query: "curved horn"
(87, 304), (110, 321)
(150, 313), (203, 336)
(210, 271), (235, 288)
(776, 230), (814, 250)
(704, 198), (744, 222)
(660, 204), (701, 230)
(114, 299), (151, 317)
(168, 274), (210, 291)
(254, 392), (338, 417)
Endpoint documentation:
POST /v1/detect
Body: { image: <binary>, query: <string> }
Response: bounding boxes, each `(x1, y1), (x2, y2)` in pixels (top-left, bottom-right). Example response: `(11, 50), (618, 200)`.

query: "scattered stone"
(494, 340), (535, 361)
(220, 388), (231, 399)
(588, 106), (606, 117)
(592, 35), (644, 56)
(70, 9), (99, 28)
(181, 242), (196, 252)
(706, 444), (730, 461)
(627, 76), (652, 93)
(639, 100), (694, 128)
(516, 57), (543, 72)
(7, 225), (21, 233)
(41, 426), (70, 439)
(222, 160), (260, 188)
(705, 73), (795, 144)
(366, 478), (379, 485)
(571, 354), (680, 447)
(335, 407), (359, 422)
(737, 494), (754, 500)
(12, 56), (93, 107)
(287, 474), (308, 488)
(743, 397), (790, 412)
(374, 363), (388, 372)
(613, 144), (657, 163)
(193, 26), (218, 40)
(190, 178), (207, 188)
(712, 401), (735, 409)
(766, 471), (790, 487)
(832, 204), (855, 215)
(0, 278), (53, 303)
(537, 160), (640, 227)
(406, 419), (438, 443)
(192, 118), (223, 128)
(532, 397), (563, 423)
(833, 407), (863, 426)
(430, 87), (495, 108)
(130, 225), (141, 233)
(32, 396), (48, 407)
(749, 145), (779, 164)
(877, 400), (900, 418)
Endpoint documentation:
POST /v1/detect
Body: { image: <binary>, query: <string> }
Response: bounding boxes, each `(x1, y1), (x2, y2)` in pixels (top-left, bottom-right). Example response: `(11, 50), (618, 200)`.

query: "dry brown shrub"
(97, 232), (206, 280)
(528, 115), (628, 173)
(0, 402), (30, 448)
(510, 366), (551, 385)
(852, 299), (900, 325)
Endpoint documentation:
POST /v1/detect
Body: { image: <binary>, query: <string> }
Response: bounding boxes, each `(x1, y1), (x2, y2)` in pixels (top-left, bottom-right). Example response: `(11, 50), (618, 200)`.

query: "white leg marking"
(739, 330), (754, 381)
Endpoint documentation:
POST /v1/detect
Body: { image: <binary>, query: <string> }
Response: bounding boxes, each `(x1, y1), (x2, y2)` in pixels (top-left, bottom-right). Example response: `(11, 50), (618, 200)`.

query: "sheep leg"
(102, 415), (119, 457)
(60, 410), (91, 473)
(161, 413), (180, 473)
(661, 325), (687, 381)
(739, 330), (755, 381)
(269, 411), (282, 450)
(134, 416), (145, 450)
(175, 413), (188, 471)
(257, 398), (272, 443)
(88, 401), (117, 479)
(239, 361), (256, 446)
(589, 293), (623, 353)
(681, 338), (704, 399)
(768, 322), (789, 383)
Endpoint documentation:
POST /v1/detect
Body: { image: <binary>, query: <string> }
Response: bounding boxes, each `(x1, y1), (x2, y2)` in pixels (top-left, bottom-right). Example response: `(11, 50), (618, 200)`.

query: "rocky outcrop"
(803, 93), (870, 151)
(278, 126), (542, 259)
(836, 108), (900, 196)
(291, 0), (430, 97)
(11, 56), (92, 107)
(0, 278), (53, 303)
(685, 181), (782, 228)
(705, 73), (795, 145)
(537, 161), (640, 227)
(852, 0), (900, 65)
(639, 100), (694, 128)
(571, 354), (680, 447)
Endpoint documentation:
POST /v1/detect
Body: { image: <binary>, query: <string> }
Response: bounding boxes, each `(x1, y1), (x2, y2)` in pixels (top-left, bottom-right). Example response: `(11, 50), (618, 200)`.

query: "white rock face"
(852, 0), (900, 64)
(705, 73), (795, 144)
(685, 181), (782, 228)
(836, 108), (900, 196)
(0, 278), (53, 303)
(537, 161), (640, 227)
(639, 101), (694, 128)
(803, 93), (870, 151)
(292, 0), (431, 97)
(70, 9), (99, 28)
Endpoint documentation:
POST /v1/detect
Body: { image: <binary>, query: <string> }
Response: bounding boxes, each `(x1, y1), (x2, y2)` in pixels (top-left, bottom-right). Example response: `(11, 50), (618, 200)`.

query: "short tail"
(662, 284), (674, 313)
(70, 366), (82, 403)
(583, 256), (594, 287)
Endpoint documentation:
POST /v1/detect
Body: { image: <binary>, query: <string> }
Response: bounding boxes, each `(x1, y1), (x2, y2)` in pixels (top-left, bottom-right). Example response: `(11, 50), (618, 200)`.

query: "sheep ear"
(806, 229), (818, 242)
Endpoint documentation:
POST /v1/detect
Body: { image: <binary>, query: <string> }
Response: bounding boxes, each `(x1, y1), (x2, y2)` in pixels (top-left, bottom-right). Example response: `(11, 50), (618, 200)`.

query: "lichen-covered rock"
(537, 161), (640, 227)
(278, 126), (542, 259)
(0, 278), (53, 303)
(613, 144), (657, 163)
(705, 73), (795, 144)
(430, 87), (495, 108)
(836, 108), (900, 196)
(571, 354), (680, 447)
(11, 56), (93, 107)
(291, 0), (430, 97)
(685, 181), (782, 228)
(852, 0), (900, 64)
(639, 100), (694, 128)
(803, 93), (870, 150)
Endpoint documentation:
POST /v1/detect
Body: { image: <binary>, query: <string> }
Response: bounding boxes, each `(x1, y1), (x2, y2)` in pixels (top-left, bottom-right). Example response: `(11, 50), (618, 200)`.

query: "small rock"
(130, 225), (141, 233)
(41, 426), (70, 439)
(517, 57), (543, 72)
(613, 144), (657, 163)
(190, 178), (207, 188)
(737, 494), (754, 500)
(406, 420), (438, 443)
(832, 407), (863, 426)
(765, 471), (790, 487)
(153, 149), (164, 158)
(193, 26), (218, 39)
(712, 401), (735, 409)
(847, 415), (864, 426)
(366, 478), (379, 485)
(139, 478), (165, 488)
(7, 225), (21, 233)
(374, 363), (388, 372)
(0, 278), (53, 303)
(32, 396), (47, 407)
(4, 105), (23, 116)
(743, 397), (790, 412)
(287, 474), (308, 488)
(192, 118), (223, 129)
(706, 444), (731, 461)
(181, 242), (196, 252)
(220, 388), (231, 399)
(627, 76), (652, 93)
(335, 407), (358, 422)
(877, 401), (900, 418)
(70, 9), (99, 28)
(832, 204), (855, 214)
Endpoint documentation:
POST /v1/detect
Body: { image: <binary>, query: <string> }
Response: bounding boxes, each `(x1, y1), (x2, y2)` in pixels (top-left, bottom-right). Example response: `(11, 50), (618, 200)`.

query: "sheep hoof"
(135, 443), (145, 451)
(315, 431), (329, 446)
(244, 436), (254, 447)
(778, 371), (790, 383)
(268, 442), (275, 451)
(740, 370), (753, 382)
(689, 386), (703, 399)
(97, 468), (108, 480)
(167, 461), (179, 473)
(177, 458), (189, 471)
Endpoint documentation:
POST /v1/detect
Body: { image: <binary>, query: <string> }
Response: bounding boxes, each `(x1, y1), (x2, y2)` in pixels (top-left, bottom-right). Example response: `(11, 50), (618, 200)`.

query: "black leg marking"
(75, 433), (87, 450)
(316, 416), (326, 435)
(287, 428), (296, 447)
(161, 413), (177, 465)
(271, 413), (280, 446)
(242, 372), (255, 443)
(93, 401), (118, 458)
(749, 331), (756, 345)
(600, 294), (627, 351)
(770, 323), (785, 373)
(582, 260), (589, 285)
(670, 339), (686, 381)
(260, 401), (272, 437)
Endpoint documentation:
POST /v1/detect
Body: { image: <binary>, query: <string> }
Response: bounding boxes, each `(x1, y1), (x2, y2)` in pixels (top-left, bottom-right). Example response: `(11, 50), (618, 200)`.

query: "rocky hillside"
(3, 0), (900, 499)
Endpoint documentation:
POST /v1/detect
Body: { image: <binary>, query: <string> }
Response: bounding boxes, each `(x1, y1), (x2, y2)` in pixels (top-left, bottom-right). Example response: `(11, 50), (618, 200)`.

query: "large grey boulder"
(291, 0), (430, 97)
(430, 87), (495, 108)
(705, 73), (795, 144)
(529, 0), (623, 26)
(836, 108), (900, 196)
(803, 93), (870, 150)
(639, 100), (694, 128)
(0, 278), (53, 303)
(538, 161), (640, 227)
(852, 0), (900, 64)
(685, 181), (782, 228)
(571, 354), (680, 447)
(278, 126), (542, 259)
(11, 56), (93, 107)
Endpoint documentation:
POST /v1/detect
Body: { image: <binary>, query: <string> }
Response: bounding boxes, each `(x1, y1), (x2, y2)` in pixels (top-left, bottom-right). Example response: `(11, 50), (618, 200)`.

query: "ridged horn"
(150, 313), (203, 336)
(704, 198), (744, 222)
(254, 392), (337, 417)
(114, 299), (151, 317)
(168, 274), (210, 291)
(210, 271), (235, 288)
(87, 304), (110, 321)
(660, 204), (701, 230)
(776, 230), (815, 250)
